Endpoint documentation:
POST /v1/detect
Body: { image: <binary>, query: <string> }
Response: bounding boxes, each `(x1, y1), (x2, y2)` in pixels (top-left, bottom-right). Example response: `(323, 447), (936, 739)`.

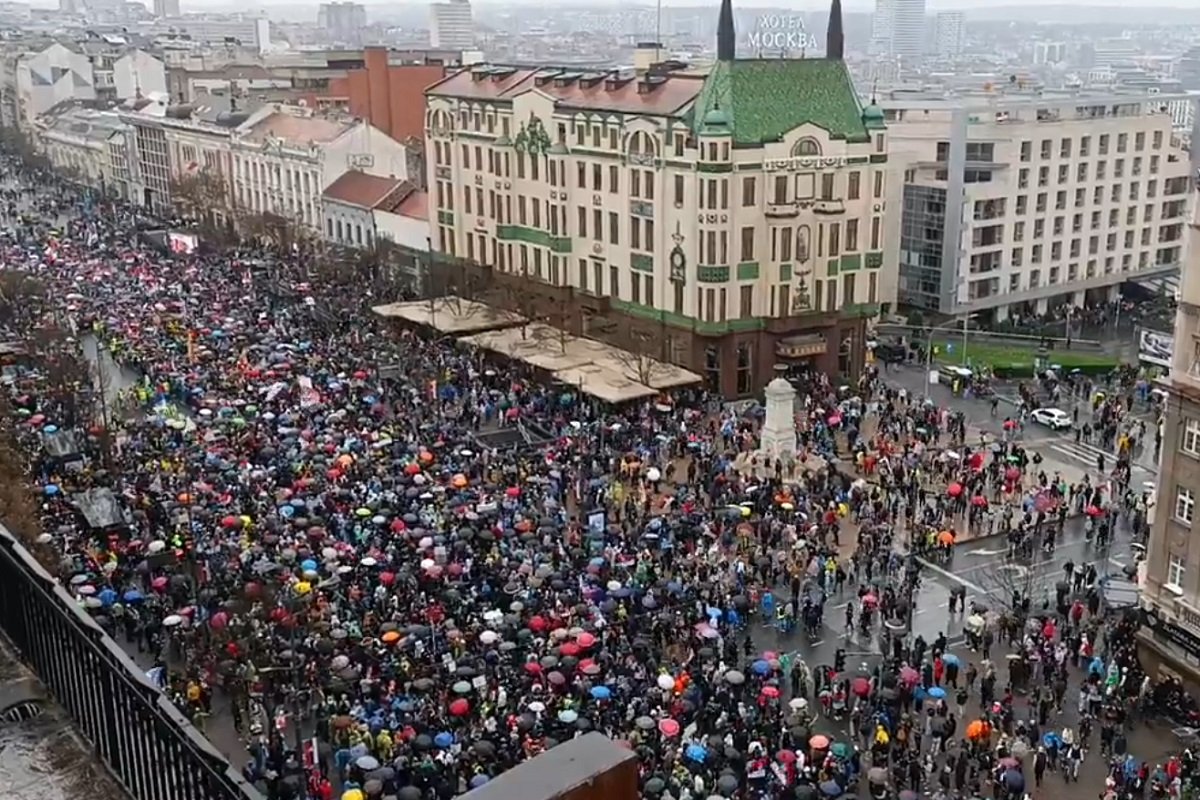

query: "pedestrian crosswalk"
(1046, 438), (1114, 470)
(1042, 437), (1158, 477)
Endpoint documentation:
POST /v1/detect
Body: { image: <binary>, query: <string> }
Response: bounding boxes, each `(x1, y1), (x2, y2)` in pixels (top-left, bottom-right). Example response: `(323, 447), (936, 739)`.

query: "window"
(847, 172), (860, 200)
(1185, 419), (1200, 456)
(1177, 486), (1195, 525)
(674, 174), (685, 205)
(740, 226), (755, 261)
(743, 176), (756, 206)
(739, 285), (753, 318)
(1168, 554), (1186, 593)
(820, 173), (835, 200)
(736, 342), (753, 395)
(609, 212), (619, 245)
(793, 138), (820, 156)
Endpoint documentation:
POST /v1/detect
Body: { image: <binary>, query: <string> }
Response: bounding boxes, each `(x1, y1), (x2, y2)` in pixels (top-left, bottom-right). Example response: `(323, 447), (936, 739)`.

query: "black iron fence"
(0, 525), (263, 800)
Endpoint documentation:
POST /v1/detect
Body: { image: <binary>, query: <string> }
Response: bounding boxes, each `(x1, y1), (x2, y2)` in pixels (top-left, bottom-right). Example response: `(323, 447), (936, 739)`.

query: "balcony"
(766, 200), (798, 218)
(813, 199), (845, 215)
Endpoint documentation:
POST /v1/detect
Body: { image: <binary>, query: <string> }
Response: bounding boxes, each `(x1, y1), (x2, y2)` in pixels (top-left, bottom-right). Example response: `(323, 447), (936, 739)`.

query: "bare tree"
(171, 169), (231, 230)
(602, 319), (672, 388)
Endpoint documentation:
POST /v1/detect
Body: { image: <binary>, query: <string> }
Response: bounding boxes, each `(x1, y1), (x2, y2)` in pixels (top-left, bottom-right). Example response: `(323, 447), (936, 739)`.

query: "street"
(882, 363), (1160, 488)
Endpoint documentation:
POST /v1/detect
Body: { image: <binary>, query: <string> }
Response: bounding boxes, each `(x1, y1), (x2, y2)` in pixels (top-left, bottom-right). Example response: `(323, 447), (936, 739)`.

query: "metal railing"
(0, 525), (263, 800)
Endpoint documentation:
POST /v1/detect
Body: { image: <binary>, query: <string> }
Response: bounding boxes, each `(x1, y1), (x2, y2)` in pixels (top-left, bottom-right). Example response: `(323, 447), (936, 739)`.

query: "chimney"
(826, 0), (844, 60)
(633, 41), (661, 74)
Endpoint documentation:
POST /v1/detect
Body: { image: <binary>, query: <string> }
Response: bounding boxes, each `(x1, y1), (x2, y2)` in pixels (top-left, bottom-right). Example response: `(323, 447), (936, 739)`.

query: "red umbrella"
(851, 677), (871, 696)
(523, 662), (542, 675)
(528, 615), (548, 632)
(559, 642), (581, 657)
(947, 482), (963, 497)
(1086, 505), (1104, 517)
(221, 515), (239, 528)
(760, 685), (781, 699)
(776, 749), (797, 763)
(404, 463), (421, 476)
(971, 495), (988, 507)
(658, 718), (680, 737)
(506, 487), (521, 498)
(576, 632), (596, 648)
(448, 698), (470, 716)
(390, 519), (406, 533)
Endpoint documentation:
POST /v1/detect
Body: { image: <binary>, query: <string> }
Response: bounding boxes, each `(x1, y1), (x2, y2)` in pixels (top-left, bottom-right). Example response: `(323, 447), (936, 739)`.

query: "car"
(1031, 407), (1073, 430)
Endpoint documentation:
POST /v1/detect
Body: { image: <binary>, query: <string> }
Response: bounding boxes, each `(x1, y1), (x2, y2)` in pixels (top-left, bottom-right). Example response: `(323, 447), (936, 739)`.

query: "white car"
(1031, 407), (1072, 431)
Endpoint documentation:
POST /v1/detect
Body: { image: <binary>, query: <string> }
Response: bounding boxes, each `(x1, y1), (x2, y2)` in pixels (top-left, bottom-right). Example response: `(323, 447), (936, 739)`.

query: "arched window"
(628, 130), (658, 158)
(792, 138), (821, 157)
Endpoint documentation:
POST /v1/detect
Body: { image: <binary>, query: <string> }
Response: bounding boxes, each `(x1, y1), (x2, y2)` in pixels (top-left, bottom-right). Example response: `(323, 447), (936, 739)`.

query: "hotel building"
(421, 0), (898, 396)
(884, 90), (1196, 321)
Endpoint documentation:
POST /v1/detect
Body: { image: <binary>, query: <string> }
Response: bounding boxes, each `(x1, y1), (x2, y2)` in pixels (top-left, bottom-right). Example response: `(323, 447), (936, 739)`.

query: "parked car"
(1031, 407), (1073, 430)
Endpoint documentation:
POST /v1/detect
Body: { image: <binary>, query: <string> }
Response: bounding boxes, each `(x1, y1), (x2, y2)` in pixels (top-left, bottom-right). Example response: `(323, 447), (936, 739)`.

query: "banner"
(1138, 327), (1173, 369)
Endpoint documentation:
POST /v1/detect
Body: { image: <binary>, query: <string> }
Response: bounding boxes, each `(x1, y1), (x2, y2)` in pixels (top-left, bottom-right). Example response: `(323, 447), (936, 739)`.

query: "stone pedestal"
(757, 377), (797, 461)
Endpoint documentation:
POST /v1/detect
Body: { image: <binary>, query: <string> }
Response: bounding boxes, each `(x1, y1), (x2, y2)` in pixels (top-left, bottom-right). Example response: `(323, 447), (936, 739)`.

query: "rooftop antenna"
(655, 0), (662, 63)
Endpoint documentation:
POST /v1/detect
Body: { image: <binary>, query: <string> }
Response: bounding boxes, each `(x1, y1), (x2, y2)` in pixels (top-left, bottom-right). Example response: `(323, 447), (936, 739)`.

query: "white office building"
(884, 90), (1196, 321)
(430, 0), (474, 50)
(1033, 41), (1067, 66)
(932, 12), (963, 58)
(871, 0), (926, 60)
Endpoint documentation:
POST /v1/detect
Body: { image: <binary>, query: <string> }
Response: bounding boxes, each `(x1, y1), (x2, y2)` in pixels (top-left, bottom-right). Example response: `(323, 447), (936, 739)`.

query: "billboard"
(1138, 327), (1173, 369)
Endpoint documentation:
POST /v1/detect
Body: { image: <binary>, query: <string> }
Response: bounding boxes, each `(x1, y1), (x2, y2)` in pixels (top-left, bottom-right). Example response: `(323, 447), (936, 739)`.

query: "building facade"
(422, 0), (898, 396)
(4, 43), (95, 129)
(883, 90), (1195, 321)
(870, 0), (926, 61)
(932, 12), (964, 59)
(33, 105), (126, 189)
(120, 100), (413, 229)
(1141, 174), (1200, 679)
(430, 0), (474, 51)
(318, 2), (367, 41)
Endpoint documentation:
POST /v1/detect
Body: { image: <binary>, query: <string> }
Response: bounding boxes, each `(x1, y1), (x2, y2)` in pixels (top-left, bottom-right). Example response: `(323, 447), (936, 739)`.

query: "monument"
(758, 377), (798, 461)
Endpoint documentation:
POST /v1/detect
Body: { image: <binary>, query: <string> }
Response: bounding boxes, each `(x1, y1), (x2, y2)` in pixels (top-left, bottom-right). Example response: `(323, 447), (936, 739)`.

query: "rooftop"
(323, 171), (412, 211)
(426, 66), (705, 118)
(239, 111), (355, 146)
(392, 189), (428, 220)
(693, 58), (870, 146)
(372, 297), (527, 335)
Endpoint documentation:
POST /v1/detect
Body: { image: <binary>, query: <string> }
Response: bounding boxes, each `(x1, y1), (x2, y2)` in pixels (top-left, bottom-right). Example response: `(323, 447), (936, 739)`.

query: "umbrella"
(724, 670), (745, 685)
(355, 755), (380, 771)
(819, 780), (842, 797)
(809, 734), (830, 749)
(927, 686), (946, 700)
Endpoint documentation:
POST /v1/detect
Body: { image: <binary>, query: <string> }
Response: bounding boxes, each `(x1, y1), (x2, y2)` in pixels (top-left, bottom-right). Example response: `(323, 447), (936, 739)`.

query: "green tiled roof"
(694, 58), (871, 146)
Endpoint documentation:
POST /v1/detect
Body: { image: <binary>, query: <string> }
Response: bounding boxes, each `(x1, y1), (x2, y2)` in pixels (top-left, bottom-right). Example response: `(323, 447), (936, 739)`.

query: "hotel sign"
(765, 156), (848, 172)
(747, 15), (820, 51)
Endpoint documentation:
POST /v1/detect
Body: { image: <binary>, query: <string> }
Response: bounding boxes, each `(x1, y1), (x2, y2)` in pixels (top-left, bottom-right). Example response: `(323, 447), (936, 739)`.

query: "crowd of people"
(0, 152), (1182, 800)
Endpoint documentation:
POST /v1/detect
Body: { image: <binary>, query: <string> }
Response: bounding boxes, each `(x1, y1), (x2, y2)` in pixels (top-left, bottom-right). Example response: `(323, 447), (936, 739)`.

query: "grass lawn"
(930, 338), (1119, 372)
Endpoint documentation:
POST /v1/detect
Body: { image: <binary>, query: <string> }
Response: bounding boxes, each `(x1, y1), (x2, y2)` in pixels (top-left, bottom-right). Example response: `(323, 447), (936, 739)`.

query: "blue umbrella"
(820, 780), (842, 797)
(685, 744), (707, 762)
(123, 589), (144, 603)
(928, 686), (946, 700)
(433, 732), (453, 748)
(590, 686), (612, 700)
(98, 588), (118, 607)
(752, 659), (770, 675)
(300, 559), (319, 573)
(43, 484), (59, 496)
(44, 424), (58, 434)
(941, 654), (959, 667)
(470, 775), (489, 788)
